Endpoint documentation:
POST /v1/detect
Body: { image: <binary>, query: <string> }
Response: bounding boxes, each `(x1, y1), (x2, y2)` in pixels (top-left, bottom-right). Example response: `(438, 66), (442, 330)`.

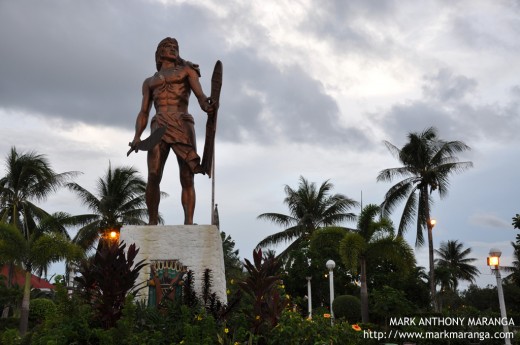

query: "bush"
(332, 295), (361, 323)
(29, 299), (57, 323)
(0, 328), (21, 345)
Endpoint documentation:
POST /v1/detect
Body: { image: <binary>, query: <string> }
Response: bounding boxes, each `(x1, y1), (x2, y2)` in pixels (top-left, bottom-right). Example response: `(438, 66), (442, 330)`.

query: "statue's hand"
(203, 97), (218, 115)
(127, 138), (141, 156)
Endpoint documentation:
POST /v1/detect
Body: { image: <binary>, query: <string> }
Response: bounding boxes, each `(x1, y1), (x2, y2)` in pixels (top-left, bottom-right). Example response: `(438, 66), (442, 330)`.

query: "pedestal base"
(119, 225), (227, 304)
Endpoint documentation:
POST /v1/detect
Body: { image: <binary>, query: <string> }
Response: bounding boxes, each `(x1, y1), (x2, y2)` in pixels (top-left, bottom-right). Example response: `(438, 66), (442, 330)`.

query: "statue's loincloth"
(151, 112), (200, 171)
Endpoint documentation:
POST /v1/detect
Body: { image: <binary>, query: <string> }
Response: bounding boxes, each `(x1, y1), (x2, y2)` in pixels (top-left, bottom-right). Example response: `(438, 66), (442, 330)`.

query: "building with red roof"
(0, 265), (55, 290)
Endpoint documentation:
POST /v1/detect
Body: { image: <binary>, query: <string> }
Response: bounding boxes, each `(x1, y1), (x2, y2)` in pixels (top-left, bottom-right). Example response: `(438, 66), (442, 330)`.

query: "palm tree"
(0, 147), (77, 236)
(66, 163), (150, 251)
(435, 240), (480, 291)
(0, 147), (77, 318)
(257, 176), (358, 258)
(339, 204), (415, 323)
(377, 127), (472, 310)
(0, 220), (83, 335)
(504, 236), (520, 286)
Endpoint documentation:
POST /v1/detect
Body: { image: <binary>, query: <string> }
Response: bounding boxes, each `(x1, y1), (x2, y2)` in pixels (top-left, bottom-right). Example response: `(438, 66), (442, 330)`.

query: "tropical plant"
(376, 127), (472, 310)
(504, 235), (520, 286)
(74, 241), (146, 329)
(435, 240), (480, 291)
(66, 164), (150, 251)
(0, 147), (77, 234)
(221, 231), (243, 290)
(0, 221), (83, 335)
(513, 214), (520, 230)
(339, 204), (415, 323)
(257, 176), (358, 258)
(238, 248), (288, 342)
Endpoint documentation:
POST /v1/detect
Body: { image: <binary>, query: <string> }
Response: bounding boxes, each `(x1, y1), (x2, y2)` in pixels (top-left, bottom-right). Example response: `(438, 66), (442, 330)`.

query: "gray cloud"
(0, 0), (366, 147)
(469, 213), (512, 229)
(422, 68), (477, 102)
(377, 68), (520, 145)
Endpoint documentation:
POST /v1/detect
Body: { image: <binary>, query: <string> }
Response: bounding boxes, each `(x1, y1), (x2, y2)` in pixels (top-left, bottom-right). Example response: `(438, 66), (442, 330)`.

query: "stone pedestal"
(119, 225), (227, 304)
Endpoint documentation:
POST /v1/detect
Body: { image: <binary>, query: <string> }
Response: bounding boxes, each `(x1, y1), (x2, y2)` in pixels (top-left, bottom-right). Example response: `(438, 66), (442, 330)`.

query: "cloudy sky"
(1, 0), (519, 288)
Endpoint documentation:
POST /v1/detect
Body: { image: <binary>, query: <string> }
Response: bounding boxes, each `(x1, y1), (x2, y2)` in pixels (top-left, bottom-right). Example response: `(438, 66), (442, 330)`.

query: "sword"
(127, 126), (167, 156)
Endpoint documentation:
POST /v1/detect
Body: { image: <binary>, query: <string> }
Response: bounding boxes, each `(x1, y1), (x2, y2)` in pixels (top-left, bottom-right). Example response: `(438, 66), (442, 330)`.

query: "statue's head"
(155, 37), (179, 71)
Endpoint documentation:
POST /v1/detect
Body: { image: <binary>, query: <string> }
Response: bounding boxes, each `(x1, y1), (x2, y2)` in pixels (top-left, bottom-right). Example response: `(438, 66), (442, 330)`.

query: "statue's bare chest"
(150, 67), (190, 94)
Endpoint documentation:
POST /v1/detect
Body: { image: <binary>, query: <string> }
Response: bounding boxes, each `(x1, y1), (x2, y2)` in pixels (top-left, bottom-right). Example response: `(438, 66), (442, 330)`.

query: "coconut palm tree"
(339, 204), (415, 322)
(66, 163), (151, 251)
(0, 147), (77, 237)
(257, 176), (358, 258)
(435, 240), (480, 291)
(377, 127), (472, 310)
(0, 220), (83, 335)
(0, 147), (77, 318)
(504, 236), (520, 286)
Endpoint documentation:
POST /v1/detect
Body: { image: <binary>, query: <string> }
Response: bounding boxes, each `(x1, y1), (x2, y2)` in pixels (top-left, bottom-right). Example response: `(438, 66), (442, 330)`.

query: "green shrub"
(29, 298), (57, 323)
(332, 295), (361, 323)
(0, 328), (21, 345)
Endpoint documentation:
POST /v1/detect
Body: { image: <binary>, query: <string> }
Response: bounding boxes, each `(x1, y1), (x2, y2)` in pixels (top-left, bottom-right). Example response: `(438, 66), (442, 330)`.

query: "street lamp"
(306, 276), (312, 319)
(487, 248), (511, 345)
(326, 260), (336, 325)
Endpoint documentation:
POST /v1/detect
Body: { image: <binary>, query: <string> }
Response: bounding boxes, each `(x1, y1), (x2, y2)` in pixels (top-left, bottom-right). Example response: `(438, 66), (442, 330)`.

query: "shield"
(200, 60), (223, 178)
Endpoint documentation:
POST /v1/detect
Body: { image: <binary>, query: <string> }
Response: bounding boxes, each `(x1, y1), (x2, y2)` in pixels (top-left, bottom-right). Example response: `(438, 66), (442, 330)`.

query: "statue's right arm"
(132, 79), (153, 146)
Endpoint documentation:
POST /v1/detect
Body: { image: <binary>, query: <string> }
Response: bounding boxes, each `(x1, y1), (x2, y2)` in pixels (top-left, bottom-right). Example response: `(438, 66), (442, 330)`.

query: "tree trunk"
(423, 186), (437, 312)
(360, 257), (369, 323)
(19, 270), (31, 336)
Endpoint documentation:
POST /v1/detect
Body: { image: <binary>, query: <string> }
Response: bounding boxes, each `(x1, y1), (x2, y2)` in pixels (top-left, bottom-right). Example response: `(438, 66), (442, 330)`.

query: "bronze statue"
(129, 37), (217, 225)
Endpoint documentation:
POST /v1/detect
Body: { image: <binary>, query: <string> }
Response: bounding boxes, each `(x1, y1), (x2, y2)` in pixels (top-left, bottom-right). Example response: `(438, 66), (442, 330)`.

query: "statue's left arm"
(187, 64), (214, 114)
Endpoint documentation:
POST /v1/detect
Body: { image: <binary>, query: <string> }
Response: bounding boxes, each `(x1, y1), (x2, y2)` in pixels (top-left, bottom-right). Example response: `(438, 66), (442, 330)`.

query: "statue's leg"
(147, 141), (169, 225)
(177, 155), (195, 225)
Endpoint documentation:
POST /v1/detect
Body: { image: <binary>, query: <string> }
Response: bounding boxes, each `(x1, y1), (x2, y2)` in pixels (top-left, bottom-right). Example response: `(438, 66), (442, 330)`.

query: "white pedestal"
(119, 225), (227, 304)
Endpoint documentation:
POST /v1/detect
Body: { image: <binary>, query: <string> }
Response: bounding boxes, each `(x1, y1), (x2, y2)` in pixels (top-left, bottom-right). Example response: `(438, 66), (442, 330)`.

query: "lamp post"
(487, 248), (511, 345)
(306, 276), (312, 319)
(427, 218), (437, 311)
(326, 260), (335, 325)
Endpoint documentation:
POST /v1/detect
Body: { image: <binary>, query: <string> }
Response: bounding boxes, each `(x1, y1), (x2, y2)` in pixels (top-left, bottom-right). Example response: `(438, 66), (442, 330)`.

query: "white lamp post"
(306, 276), (312, 319)
(326, 260), (336, 325)
(487, 248), (511, 345)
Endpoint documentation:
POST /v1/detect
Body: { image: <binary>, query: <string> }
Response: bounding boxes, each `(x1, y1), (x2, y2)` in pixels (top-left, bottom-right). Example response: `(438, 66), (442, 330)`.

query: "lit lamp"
(428, 218), (436, 229)
(326, 260), (336, 325)
(487, 248), (511, 345)
(100, 225), (121, 245)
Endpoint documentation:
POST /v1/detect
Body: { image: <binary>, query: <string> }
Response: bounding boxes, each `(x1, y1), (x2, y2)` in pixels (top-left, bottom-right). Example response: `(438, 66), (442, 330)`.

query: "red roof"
(0, 265), (55, 290)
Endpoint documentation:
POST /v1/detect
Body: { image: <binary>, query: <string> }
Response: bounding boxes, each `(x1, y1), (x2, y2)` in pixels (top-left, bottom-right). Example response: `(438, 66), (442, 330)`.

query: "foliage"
(28, 299), (56, 324)
(377, 127), (473, 244)
(238, 248), (289, 341)
(435, 240), (480, 291)
(332, 295), (361, 323)
(377, 127), (472, 311)
(257, 176), (358, 258)
(66, 164), (149, 252)
(513, 214), (520, 230)
(339, 204), (415, 322)
(267, 310), (371, 345)
(0, 221), (83, 335)
(505, 235), (520, 286)
(306, 227), (353, 309)
(221, 231), (244, 296)
(0, 328), (21, 345)
(0, 147), (79, 335)
(74, 241), (146, 329)
(371, 286), (415, 327)
(0, 147), (76, 235)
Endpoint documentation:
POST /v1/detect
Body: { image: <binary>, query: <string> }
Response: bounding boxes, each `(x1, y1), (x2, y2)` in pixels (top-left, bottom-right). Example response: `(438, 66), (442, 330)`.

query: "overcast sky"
(1, 0), (519, 288)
